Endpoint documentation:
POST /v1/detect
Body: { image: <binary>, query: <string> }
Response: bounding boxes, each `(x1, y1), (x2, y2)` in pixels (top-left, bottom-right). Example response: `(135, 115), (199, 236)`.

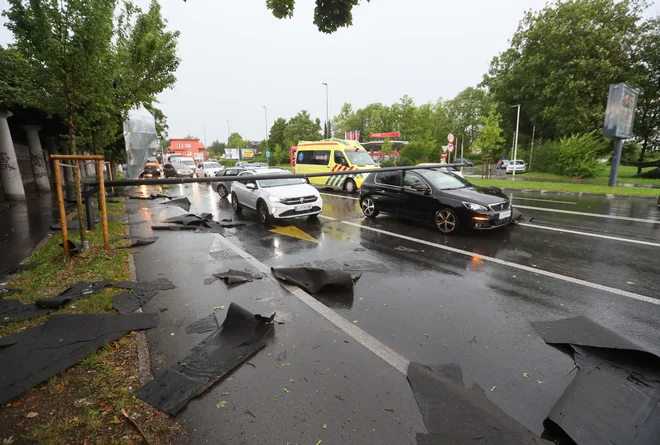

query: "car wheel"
(217, 184), (228, 198)
(231, 192), (242, 213)
(257, 201), (270, 224)
(360, 197), (379, 218)
(435, 209), (459, 234)
(344, 178), (357, 194)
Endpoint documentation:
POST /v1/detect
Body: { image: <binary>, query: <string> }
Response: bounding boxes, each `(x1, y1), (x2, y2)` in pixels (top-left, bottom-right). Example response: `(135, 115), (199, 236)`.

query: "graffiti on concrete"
(0, 152), (17, 171)
(30, 154), (48, 179)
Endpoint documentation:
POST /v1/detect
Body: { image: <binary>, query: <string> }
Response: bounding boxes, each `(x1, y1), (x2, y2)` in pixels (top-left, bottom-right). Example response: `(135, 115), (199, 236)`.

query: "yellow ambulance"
(293, 139), (377, 193)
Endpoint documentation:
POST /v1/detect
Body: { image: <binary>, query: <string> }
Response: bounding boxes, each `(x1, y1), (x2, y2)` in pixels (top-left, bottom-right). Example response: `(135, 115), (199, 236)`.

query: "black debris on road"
(162, 197), (191, 212)
(205, 269), (264, 286)
(110, 236), (159, 248)
(271, 266), (362, 294)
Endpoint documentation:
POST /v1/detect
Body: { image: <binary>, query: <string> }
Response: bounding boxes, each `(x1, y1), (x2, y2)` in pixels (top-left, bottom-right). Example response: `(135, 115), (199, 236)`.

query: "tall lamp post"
(226, 120), (230, 145)
(322, 82), (329, 139)
(262, 106), (269, 165)
(512, 104), (521, 180)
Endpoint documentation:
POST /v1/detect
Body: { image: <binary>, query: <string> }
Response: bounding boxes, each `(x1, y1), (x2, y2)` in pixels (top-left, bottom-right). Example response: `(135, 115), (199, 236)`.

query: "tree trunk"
(637, 138), (648, 175)
(67, 110), (77, 156)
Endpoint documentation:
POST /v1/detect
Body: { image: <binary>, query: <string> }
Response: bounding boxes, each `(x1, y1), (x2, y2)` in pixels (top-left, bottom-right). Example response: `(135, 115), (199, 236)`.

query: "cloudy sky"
(3, 0), (655, 144)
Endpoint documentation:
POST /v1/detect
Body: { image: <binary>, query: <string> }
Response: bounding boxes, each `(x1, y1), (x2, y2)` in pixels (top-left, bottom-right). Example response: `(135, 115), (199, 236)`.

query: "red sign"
(441, 152), (447, 162)
(448, 143), (454, 153)
(369, 132), (400, 139)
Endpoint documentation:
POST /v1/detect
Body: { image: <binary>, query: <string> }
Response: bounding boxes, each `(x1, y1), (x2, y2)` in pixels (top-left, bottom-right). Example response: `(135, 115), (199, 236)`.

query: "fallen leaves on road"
(626, 281), (635, 285)
(216, 400), (228, 409)
(353, 320), (358, 324)
(25, 412), (38, 418)
(281, 363), (290, 367)
(283, 388), (289, 393)
(523, 373), (529, 378)
(490, 386), (496, 391)
(55, 384), (64, 393)
(213, 305), (225, 311)
(322, 424), (327, 429)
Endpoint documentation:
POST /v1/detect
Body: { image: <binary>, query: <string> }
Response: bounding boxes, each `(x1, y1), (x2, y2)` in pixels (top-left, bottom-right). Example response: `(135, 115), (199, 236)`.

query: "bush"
(397, 157), (414, 166)
(379, 159), (395, 167)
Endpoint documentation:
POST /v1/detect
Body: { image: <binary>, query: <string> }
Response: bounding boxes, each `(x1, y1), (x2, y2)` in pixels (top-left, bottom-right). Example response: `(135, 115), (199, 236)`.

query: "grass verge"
(521, 165), (660, 185)
(468, 178), (660, 198)
(0, 199), (185, 445)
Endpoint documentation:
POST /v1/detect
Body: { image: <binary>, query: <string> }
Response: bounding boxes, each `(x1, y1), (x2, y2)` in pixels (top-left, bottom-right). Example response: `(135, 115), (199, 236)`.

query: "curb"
(498, 187), (659, 201)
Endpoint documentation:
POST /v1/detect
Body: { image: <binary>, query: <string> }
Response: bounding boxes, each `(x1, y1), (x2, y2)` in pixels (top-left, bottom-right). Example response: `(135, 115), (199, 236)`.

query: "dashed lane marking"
(510, 196), (577, 205)
(518, 223), (660, 247)
(318, 215), (660, 307)
(514, 205), (660, 224)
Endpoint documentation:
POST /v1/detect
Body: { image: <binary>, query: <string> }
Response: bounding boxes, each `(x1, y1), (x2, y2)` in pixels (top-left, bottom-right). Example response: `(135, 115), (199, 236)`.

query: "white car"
(506, 160), (526, 174)
(230, 169), (323, 223)
(196, 161), (224, 177)
(417, 163), (464, 178)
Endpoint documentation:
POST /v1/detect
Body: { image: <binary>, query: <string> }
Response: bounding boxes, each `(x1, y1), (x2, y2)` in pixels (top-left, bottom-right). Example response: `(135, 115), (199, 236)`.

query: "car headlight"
(463, 201), (488, 212)
(268, 196), (282, 202)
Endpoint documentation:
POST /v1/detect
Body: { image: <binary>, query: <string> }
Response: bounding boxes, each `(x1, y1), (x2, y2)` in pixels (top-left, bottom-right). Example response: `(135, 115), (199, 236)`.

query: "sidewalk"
(0, 192), (60, 270)
(126, 197), (426, 444)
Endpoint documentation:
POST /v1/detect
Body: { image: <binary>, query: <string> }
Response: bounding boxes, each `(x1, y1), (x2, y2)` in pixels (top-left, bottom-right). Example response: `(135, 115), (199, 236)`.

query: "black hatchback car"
(359, 169), (512, 234)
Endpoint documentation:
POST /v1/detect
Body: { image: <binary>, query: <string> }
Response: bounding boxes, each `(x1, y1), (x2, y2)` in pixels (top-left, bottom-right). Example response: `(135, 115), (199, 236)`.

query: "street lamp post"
(226, 120), (230, 145)
(322, 83), (329, 139)
(512, 105), (521, 180)
(262, 106), (269, 165)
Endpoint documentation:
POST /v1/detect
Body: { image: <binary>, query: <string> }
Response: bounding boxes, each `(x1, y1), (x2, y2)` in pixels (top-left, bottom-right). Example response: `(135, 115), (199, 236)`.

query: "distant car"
(417, 163), (464, 178)
(252, 162), (269, 168)
(231, 168), (323, 223)
(506, 160), (526, 174)
(359, 169), (512, 234)
(163, 162), (194, 178)
(196, 161), (224, 177)
(235, 161), (251, 168)
(453, 158), (474, 167)
(140, 157), (161, 178)
(180, 158), (197, 174)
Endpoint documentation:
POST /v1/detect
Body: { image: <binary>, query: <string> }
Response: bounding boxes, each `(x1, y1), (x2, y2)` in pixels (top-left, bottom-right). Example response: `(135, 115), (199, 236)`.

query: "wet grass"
(522, 165), (659, 185)
(0, 198), (186, 445)
(468, 178), (660, 197)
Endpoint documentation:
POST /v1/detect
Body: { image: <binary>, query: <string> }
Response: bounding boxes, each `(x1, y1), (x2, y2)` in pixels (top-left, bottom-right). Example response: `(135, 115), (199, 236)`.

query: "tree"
(472, 107), (505, 157)
(183, 134), (199, 140)
(483, 0), (645, 141)
(381, 137), (392, 155)
(445, 87), (491, 150)
(269, 117), (288, 149)
(272, 143), (287, 165)
(4, 0), (117, 154)
(284, 110), (322, 147)
(266, 0), (370, 34)
(631, 18), (660, 175)
(207, 140), (226, 156)
(228, 132), (249, 148)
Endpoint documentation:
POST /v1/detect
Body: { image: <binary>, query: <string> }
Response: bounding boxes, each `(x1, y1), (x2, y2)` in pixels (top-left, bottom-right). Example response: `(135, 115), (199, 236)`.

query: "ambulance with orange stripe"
(293, 139), (377, 194)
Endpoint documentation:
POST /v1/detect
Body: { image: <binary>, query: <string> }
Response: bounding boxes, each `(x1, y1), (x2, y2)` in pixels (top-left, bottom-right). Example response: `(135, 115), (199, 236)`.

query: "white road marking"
(518, 223), (660, 247)
(320, 192), (359, 200)
(511, 196), (577, 205)
(210, 232), (410, 375)
(514, 205), (660, 224)
(317, 216), (660, 307)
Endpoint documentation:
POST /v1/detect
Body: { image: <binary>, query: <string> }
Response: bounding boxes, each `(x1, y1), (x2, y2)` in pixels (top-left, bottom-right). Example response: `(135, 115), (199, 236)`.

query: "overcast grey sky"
(3, 0), (655, 144)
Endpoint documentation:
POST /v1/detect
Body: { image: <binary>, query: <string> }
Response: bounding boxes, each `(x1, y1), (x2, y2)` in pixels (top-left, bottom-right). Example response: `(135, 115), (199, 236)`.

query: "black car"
(452, 157), (474, 167)
(359, 169), (512, 234)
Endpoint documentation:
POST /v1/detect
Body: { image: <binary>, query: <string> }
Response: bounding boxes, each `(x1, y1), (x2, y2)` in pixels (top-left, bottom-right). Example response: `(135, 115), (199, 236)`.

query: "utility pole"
(460, 136), (464, 174)
(262, 106), (269, 165)
(529, 125), (536, 171)
(512, 105), (521, 180)
(226, 120), (230, 145)
(322, 83), (329, 139)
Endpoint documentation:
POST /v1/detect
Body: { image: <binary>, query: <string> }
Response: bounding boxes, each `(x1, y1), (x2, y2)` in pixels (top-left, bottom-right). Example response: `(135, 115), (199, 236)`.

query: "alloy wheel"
(258, 202), (268, 224)
(361, 198), (376, 217)
(435, 209), (457, 234)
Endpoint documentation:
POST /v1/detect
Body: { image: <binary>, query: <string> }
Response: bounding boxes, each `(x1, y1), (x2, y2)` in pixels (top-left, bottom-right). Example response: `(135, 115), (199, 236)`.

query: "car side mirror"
(246, 183), (256, 190)
(416, 186), (430, 194)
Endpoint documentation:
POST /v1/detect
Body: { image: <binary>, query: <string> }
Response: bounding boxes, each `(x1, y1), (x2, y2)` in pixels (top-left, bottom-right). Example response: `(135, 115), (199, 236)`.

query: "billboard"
(369, 132), (400, 139)
(240, 148), (255, 159)
(604, 83), (638, 139)
(225, 148), (240, 160)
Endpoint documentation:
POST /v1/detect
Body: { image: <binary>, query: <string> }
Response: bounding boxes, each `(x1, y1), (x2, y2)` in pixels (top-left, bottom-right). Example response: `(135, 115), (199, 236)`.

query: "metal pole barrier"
(53, 160), (70, 257)
(74, 163), (87, 250)
(105, 162), (115, 195)
(97, 160), (110, 250)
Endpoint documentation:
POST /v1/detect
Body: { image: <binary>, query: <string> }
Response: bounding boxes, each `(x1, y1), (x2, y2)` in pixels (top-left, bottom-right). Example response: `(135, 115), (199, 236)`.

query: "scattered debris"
(128, 193), (171, 200)
(121, 408), (151, 445)
(0, 263), (41, 282)
(185, 313), (220, 334)
(0, 313), (158, 405)
(271, 266), (361, 294)
(322, 423), (327, 429)
(36, 280), (113, 309)
(407, 362), (546, 444)
(135, 303), (275, 415)
(205, 269), (263, 286)
(25, 412), (38, 419)
(532, 315), (660, 445)
(151, 225), (198, 231)
(245, 409), (256, 418)
(162, 197), (191, 212)
(110, 236), (159, 248)
(112, 279), (175, 313)
(59, 239), (82, 256)
(216, 400), (228, 409)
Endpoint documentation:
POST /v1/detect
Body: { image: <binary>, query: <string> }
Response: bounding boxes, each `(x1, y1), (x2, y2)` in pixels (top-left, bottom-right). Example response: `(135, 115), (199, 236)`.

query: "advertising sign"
(225, 148), (240, 160)
(240, 149), (255, 159)
(369, 132), (401, 139)
(604, 83), (638, 139)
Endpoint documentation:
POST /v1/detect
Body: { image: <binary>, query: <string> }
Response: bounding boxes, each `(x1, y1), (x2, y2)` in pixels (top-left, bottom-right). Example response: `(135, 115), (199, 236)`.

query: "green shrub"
(379, 159), (395, 167)
(556, 132), (606, 178)
(398, 157), (414, 166)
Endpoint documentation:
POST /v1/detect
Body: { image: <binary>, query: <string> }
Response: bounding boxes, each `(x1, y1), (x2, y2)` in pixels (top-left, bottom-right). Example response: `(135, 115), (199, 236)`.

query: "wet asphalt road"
(126, 183), (660, 444)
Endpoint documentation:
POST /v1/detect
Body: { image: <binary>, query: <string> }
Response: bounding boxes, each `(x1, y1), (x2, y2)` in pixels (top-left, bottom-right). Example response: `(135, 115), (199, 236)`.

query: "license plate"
(499, 210), (512, 219)
(295, 204), (313, 212)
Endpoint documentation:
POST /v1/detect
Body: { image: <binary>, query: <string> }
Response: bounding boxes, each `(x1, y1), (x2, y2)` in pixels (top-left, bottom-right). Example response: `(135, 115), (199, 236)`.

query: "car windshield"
(345, 151), (375, 165)
(172, 163), (188, 170)
(205, 162), (221, 168)
(512, 160), (525, 165)
(418, 169), (473, 190)
(259, 177), (306, 188)
(182, 160), (195, 166)
(147, 157), (157, 162)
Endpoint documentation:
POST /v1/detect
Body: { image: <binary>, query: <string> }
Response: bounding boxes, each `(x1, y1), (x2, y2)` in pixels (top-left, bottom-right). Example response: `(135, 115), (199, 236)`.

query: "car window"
(334, 150), (347, 166)
(297, 150), (330, 165)
(403, 172), (426, 189)
(172, 163), (187, 169)
(164, 164), (172, 169)
(419, 169), (472, 190)
(345, 150), (376, 165)
(225, 169), (237, 176)
(215, 170), (225, 176)
(375, 171), (402, 187)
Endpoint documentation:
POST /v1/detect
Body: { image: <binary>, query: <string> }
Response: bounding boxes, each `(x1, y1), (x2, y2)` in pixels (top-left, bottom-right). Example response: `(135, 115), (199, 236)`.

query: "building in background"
(167, 138), (207, 162)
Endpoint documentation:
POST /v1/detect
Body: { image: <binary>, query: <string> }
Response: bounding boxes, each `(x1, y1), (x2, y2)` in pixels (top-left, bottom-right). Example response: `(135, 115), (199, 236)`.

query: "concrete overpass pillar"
(21, 125), (50, 193)
(0, 110), (26, 201)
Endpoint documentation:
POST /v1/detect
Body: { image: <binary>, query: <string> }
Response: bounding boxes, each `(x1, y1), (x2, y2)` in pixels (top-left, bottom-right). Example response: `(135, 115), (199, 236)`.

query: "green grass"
(521, 165), (659, 185)
(468, 178), (660, 197)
